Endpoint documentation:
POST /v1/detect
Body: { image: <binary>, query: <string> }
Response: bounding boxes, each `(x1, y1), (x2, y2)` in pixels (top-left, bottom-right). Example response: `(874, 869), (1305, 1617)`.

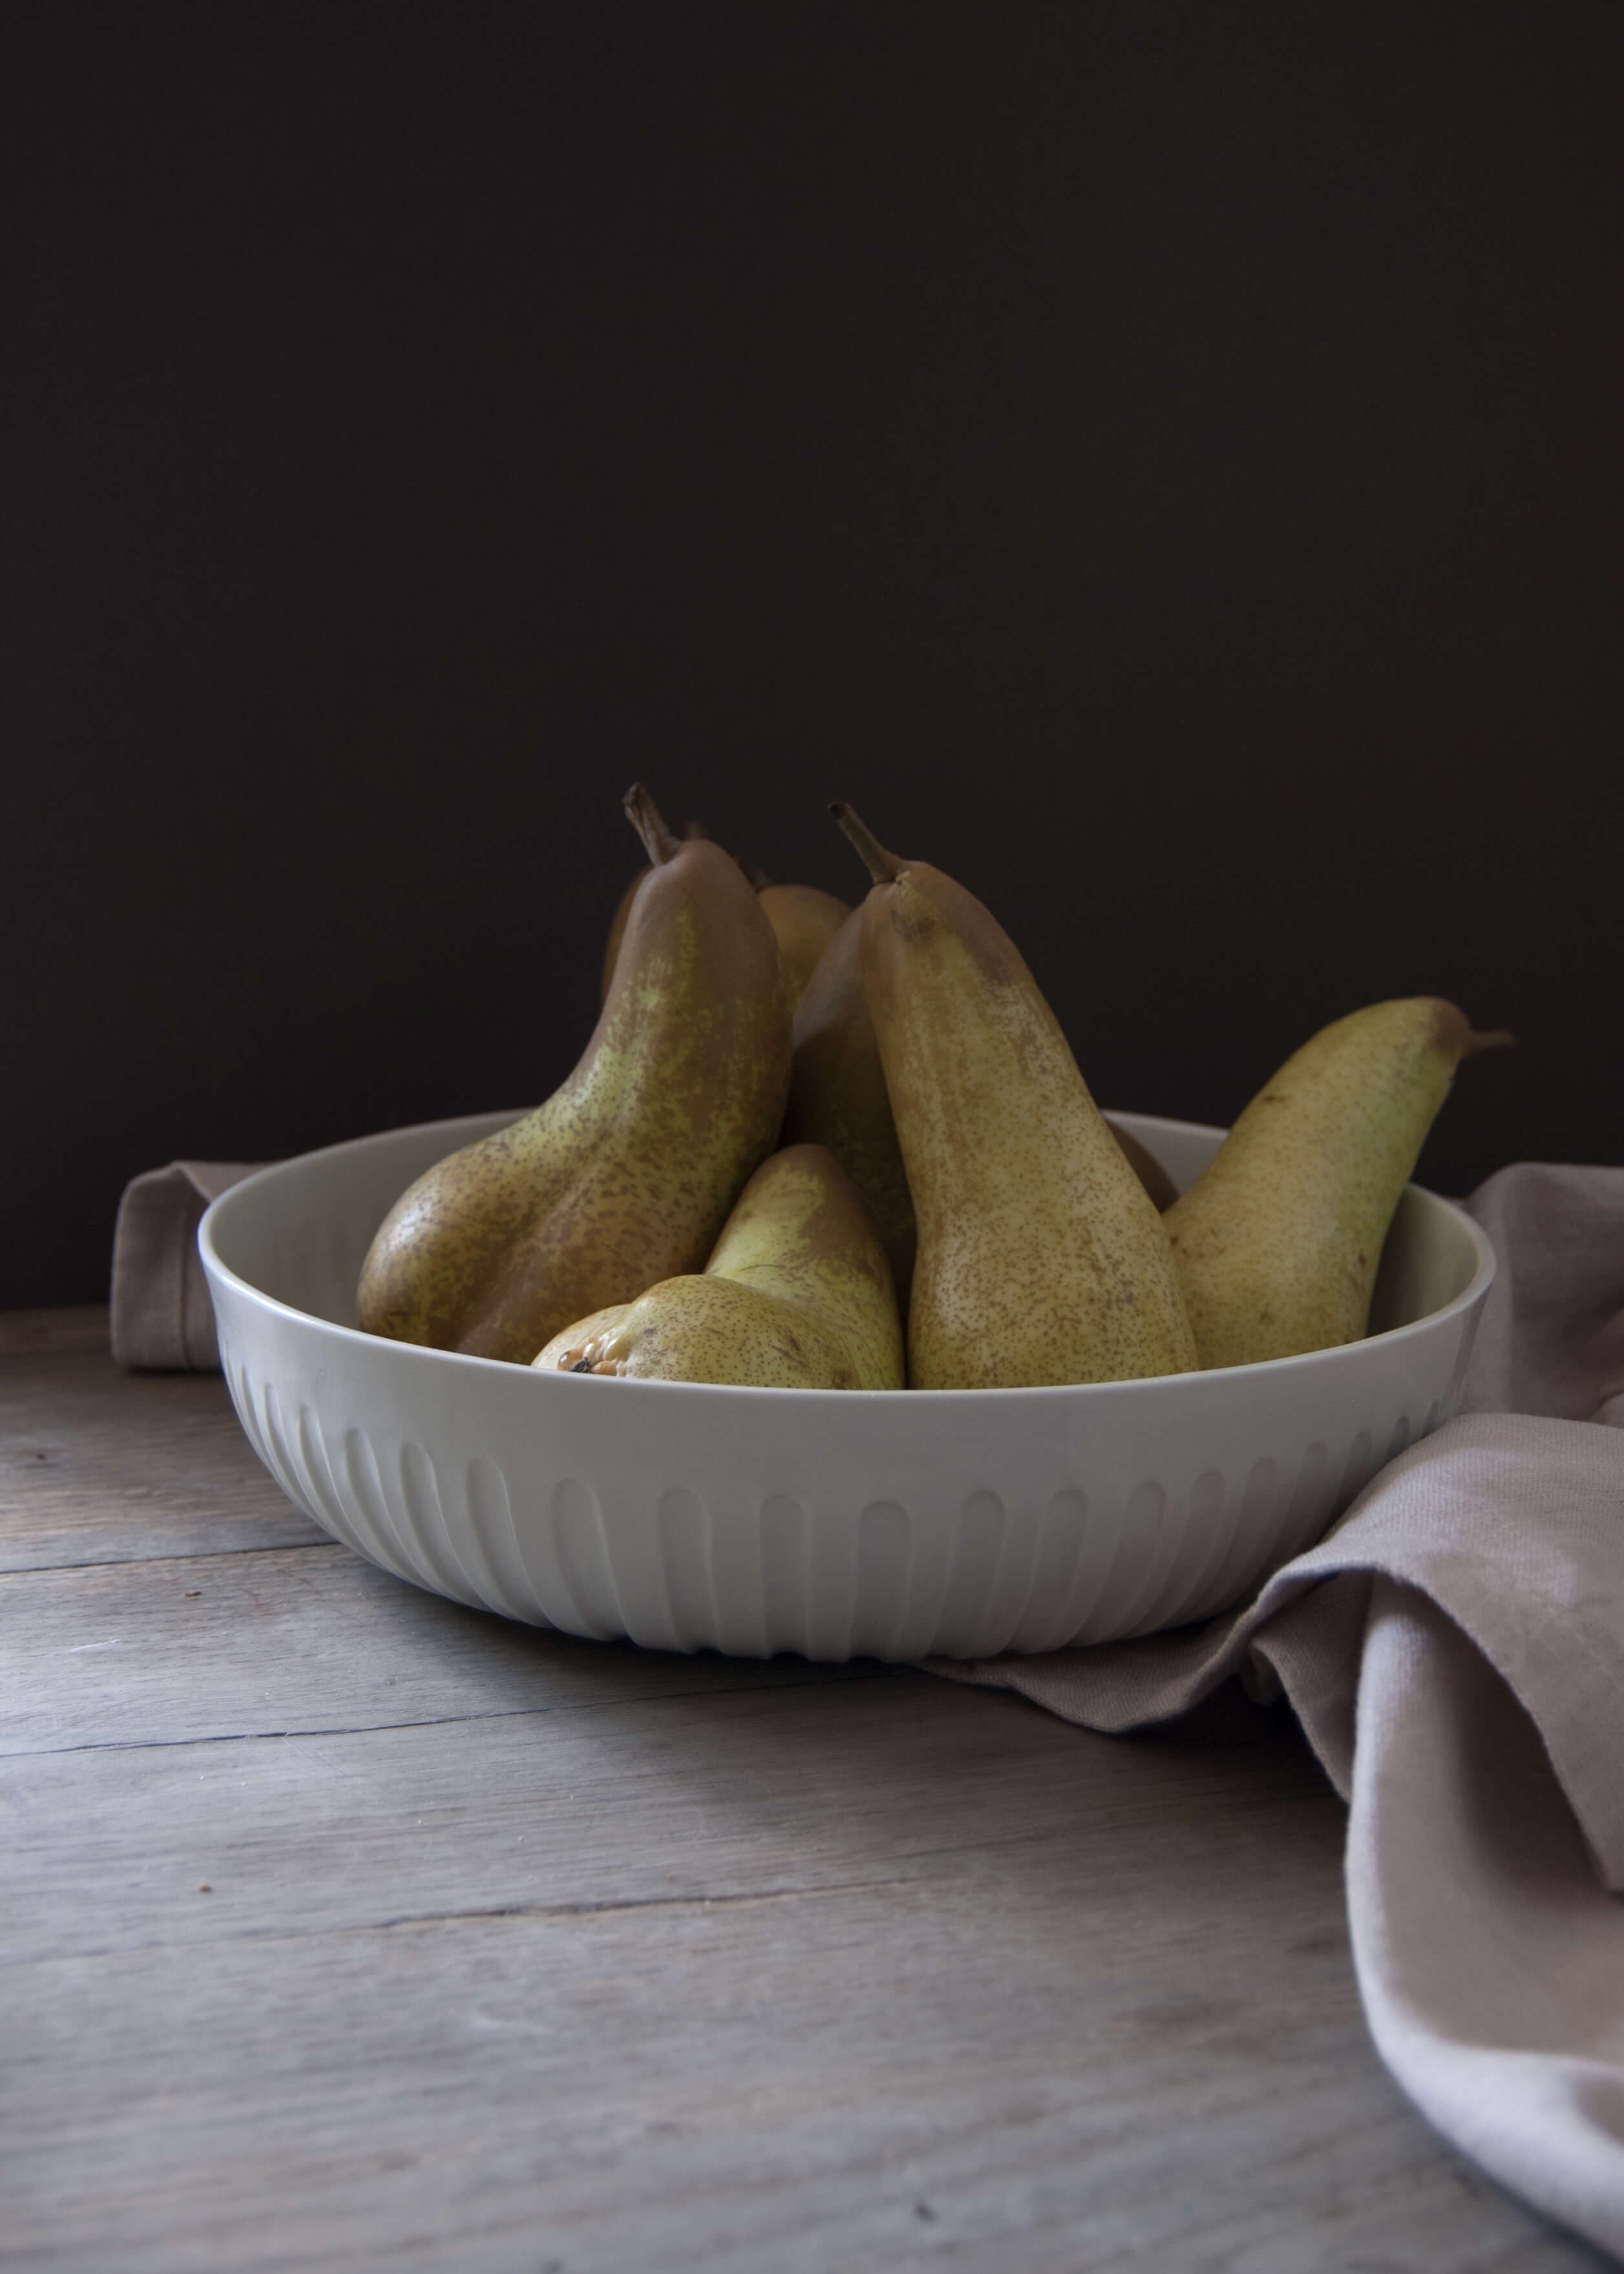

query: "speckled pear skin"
(1164, 998), (1507, 1370)
(533, 1143), (904, 1388)
(358, 790), (791, 1365)
(598, 818), (707, 1005)
(756, 883), (851, 1011)
(784, 910), (918, 1309)
(833, 808), (1198, 1391)
(785, 916), (1174, 1308)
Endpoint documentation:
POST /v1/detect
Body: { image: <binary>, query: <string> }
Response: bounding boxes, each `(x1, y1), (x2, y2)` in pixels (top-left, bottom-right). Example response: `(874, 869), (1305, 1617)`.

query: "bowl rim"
(198, 1106), (1497, 1405)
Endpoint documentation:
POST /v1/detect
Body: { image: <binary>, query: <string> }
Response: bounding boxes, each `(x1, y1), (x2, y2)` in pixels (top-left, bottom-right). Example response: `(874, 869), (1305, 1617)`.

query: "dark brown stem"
(1464, 1027), (1517, 1057)
(830, 802), (904, 884)
(734, 856), (772, 890)
(623, 784), (683, 866)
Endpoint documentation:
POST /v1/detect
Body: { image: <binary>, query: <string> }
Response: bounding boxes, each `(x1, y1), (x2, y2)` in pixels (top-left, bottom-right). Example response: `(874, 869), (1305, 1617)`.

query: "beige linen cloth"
(111, 1161), (263, 1370)
(112, 1157), (1624, 2257)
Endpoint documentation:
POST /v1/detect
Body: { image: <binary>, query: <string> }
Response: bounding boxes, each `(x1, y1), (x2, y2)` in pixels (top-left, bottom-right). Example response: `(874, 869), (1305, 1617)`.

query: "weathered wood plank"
(2, 1871), (1598, 2273)
(0, 1304), (111, 1357)
(1, 1345), (322, 1570)
(0, 1673), (1306, 1964)
(0, 1544), (881, 1758)
(1, 1314), (1602, 2272)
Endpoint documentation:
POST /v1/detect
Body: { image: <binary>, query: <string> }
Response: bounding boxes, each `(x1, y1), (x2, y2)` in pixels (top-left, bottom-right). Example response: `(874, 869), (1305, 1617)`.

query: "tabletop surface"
(1, 1307), (1607, 2274)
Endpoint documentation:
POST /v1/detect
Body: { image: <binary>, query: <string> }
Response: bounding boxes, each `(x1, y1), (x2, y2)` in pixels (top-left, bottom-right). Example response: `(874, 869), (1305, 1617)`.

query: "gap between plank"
(6, 1877), (926, 1968)
(0, 1537), (339, 1578)
(1, 1666), (902, 1761)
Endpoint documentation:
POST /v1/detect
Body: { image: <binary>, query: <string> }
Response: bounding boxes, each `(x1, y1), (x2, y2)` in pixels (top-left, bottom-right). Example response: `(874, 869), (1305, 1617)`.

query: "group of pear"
(357, 786), (1506, 1391)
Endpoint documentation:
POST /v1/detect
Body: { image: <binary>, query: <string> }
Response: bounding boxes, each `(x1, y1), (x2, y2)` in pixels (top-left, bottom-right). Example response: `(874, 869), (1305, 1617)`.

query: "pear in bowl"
(534, 1144), (903, 1391)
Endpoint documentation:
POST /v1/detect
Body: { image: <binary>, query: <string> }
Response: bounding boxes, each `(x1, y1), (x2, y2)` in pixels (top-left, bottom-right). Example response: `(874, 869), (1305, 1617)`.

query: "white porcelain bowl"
(199, 1110), (1494, 1661)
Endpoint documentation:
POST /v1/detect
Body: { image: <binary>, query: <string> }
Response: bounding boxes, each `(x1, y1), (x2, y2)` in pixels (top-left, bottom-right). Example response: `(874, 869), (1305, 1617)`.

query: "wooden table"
(2, 1309), (1607, 2274)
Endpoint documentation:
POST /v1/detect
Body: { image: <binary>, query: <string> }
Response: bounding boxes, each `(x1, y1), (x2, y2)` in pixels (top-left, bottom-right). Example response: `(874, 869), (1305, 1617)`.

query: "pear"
(756, 881), (850, 1011)
(784, 915), (1177, 1314)
(831, 805), (1198, 1389)
(601, 840), (845, 1013)
(599, 817), (706, 1004)
(783, 909), (918, 1307)
(1164, 998), (1512, 1369)
(359, 786), (790, 1364)
(533, 1144), (904, 1387)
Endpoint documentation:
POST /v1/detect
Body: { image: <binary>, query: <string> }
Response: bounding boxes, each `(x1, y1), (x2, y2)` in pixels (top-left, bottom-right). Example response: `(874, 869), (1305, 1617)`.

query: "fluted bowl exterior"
(199, 1110), (1495, 1661)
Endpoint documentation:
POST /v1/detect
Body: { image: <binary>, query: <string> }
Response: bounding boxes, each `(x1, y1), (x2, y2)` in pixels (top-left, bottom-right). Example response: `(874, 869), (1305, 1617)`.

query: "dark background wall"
(6, 2), (1619, 1309)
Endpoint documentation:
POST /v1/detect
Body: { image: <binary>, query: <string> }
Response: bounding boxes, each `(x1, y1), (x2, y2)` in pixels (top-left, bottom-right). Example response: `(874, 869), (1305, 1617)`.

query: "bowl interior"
(202, 1108), (1486, 1351)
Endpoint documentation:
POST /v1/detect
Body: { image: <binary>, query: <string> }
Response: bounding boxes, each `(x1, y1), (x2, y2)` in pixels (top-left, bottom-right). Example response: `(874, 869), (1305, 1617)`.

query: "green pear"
(598, 817), (706, 1005)
(757, 881), (850, 1011)
(784, 912), (1178, 1319)
(1164, 998), (1512, 1369)
(831, 805), (1197, 1389)
(600, 836), (845, 1015)
(533, 1143), (904, 1387)
(359, 786), (790, 1364)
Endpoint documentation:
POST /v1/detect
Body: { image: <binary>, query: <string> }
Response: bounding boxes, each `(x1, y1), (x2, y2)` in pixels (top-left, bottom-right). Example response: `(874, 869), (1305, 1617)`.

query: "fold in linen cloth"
(110, 1161), (264, 1370)
(111, 1153), (1624, 2253)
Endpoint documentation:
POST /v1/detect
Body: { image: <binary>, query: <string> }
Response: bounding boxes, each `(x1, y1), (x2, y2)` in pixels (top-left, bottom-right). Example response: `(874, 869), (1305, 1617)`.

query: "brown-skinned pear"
(831, 805), (1197, 1389)
(1164, 998), (1513, 1369)
(359, 786), (790, 1364)
(533, 1143), (903, 1388)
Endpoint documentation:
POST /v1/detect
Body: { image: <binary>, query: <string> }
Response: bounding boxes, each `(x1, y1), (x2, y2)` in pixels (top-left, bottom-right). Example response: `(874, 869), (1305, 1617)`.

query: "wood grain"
(0, 1322), (1605, 2273)
(2, 1873), (1599, 2274)
(0, 1674), (1313, 1964)
(0, 1303), (111, 1357)
(0, 1341), (323, 1571)
(0, 1542), (882, 1757)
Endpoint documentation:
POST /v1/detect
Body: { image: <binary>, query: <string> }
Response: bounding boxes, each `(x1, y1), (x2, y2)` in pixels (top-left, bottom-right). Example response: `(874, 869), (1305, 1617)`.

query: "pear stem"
(1464, 1027), (1517, 1057)
(735, 856), (772, 890)
(830, 802), (904, 885)
(624, 783), (683, 866)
